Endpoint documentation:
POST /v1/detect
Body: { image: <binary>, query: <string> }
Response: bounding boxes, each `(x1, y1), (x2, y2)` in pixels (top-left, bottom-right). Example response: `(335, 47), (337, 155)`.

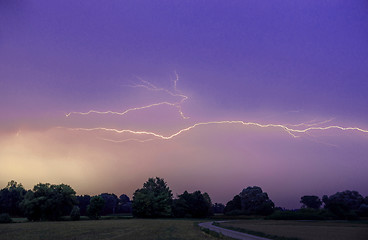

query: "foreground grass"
(213, 222), (298, 240)
(218, 220), (368, 240)
(0, 219), (220, 240)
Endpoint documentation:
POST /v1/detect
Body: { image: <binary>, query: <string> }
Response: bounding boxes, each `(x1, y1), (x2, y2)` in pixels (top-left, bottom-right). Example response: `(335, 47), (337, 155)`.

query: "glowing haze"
(1, 0), (368, 208)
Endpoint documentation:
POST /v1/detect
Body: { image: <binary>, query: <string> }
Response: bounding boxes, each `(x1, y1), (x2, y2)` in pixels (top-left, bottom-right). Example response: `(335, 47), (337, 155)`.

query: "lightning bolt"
(60, 121), (368, 143)
(66, 73), (189, 119)
(98, 138), (155, 143)
(63, 74), (368, 144)
(66, 102), (183, 118)
(285, 118), (335, 127)
(293, 125), (368, 134)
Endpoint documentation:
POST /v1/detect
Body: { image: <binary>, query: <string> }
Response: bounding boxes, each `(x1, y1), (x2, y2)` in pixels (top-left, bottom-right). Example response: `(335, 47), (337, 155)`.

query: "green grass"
(58, 214), (133, 221)
(198, 225), (236, 240)
(0, 219), (220, 240)
(218, 220), (368, 240)
(2, 218), (367, 240)
(213, 222), (298, 240)
(198, 225), (235, 240)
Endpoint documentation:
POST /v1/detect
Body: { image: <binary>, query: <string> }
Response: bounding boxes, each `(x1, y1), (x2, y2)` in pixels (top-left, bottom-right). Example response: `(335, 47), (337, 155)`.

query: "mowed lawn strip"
(0, 219), (219, 240)
(218, 220), (368, 240)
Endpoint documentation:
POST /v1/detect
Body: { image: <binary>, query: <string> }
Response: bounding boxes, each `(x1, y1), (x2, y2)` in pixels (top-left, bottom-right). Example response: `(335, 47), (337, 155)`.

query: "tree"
(225, 186), (274, 215)
(70, 206), (80, 221)
(87, 196), (105, 219)
(20, 191), (39, 221)
(20, 183), (77, 221)
(300, 195), (322, 209)
(357, 204), (368, 217)
(76, 195), (91, 216)
(191, 191), (213, 217)
(0, 180), (26, 216)
(224, 195), (241, 214)
(117, 194), (132, 214)
(239, 186), (275, 215)
(100, 193), (118, 215)
(132, 177), (173, 217)
(172, 193), (190, 218)
(119, 194), (130, 204)
(172, 190), (213, 218)
(323, 190), (364, 219)
(213, 203), (225, 214)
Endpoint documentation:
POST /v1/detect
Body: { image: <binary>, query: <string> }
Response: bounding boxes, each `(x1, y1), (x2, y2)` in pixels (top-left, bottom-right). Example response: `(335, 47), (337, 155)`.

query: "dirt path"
(198, 221), (271, 240)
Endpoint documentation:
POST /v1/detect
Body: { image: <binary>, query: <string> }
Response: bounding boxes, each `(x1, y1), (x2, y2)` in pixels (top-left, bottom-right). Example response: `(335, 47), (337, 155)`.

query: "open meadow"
(1, 218), (368, 240)
(0, 219), (219, 240)
(218, 220), (368, 240)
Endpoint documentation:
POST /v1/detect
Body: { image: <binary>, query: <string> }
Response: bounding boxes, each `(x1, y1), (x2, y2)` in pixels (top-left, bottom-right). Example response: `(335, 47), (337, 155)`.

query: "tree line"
(0, 178), (216, 222)
(223, 186), (368, 220)
(1, 178), (367, 223)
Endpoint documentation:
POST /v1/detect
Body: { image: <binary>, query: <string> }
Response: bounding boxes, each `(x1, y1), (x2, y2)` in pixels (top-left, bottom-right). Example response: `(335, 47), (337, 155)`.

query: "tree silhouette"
(132, 177), (173, 217)
(20, 183), (76, 221)
(300, 195), (322, 209)
(87, 196), (105, 219)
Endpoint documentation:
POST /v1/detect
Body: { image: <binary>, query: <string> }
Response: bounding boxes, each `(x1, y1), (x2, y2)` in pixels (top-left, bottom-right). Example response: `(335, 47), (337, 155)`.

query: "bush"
(0, 213), (12, 223)
(70, 206), (80, 221)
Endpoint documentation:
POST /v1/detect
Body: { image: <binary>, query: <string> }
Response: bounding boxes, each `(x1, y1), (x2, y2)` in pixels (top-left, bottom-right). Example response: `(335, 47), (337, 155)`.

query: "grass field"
(218, 220), (368, 240)
(0, 219), (220, 240)
(2, 218), (368, 240)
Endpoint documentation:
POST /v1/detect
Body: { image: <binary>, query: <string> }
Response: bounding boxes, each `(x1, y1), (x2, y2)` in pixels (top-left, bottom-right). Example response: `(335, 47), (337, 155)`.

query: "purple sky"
(1, 0), (368, 208)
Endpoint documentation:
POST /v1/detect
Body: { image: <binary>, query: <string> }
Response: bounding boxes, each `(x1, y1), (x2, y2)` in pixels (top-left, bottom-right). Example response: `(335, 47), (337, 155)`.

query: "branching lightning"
(285, 118), (335, 127)
(66, 102), (182, 118)
(98, 137), (155, 143)
(66, 73), (189, 119)
(61, 120), (368, 142)
(63, 73), (368, 143)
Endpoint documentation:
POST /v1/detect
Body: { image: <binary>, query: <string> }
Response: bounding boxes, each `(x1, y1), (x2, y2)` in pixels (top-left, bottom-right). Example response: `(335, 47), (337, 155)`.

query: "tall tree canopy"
(76, 195), (91, 216)
(0, 180), (26, 216)
(300, 195), (322, 209)
(225, 186), (274, 215)
(323, 190), (364, 219)
(87, 196), (105, 219)
(240, 186), (275, 215)
(172, 190), (213, 218)
(213, 203), (225, 214)
(224, 195), (242, 214)
(132, 177), (173, 218)
(20, 183), (76, 221)
(100, 193), (118, 215)
(117, 194), (132, 213)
